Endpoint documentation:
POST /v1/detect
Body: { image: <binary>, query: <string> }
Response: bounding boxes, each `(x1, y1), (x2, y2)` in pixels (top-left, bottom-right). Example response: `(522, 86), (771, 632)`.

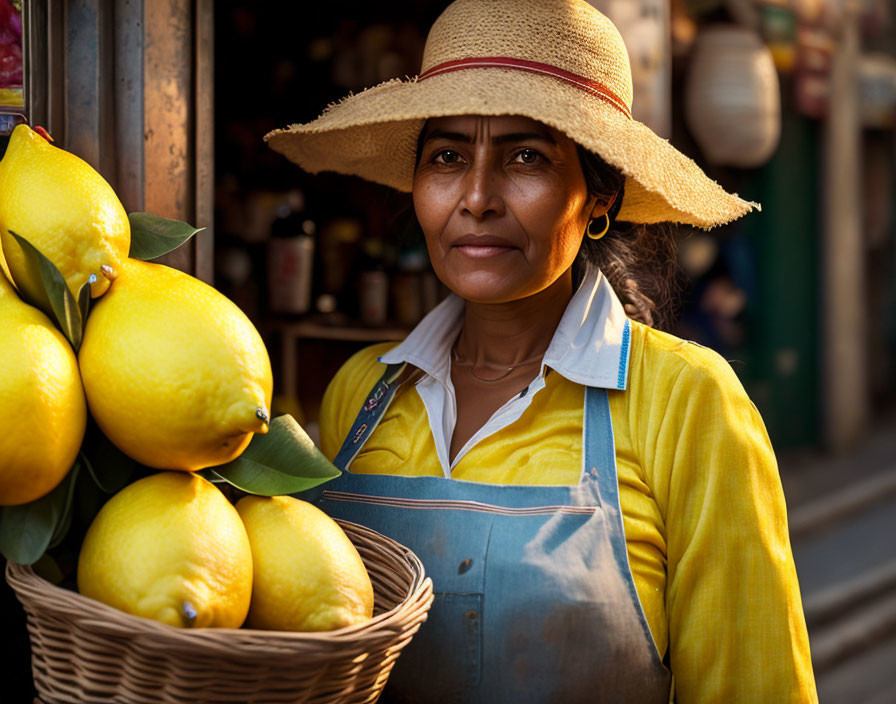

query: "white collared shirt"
(379, 265), (632, 477)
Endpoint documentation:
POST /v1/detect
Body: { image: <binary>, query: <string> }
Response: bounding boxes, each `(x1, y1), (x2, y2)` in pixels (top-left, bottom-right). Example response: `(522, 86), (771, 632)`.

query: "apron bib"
(313, 364), (670, 704)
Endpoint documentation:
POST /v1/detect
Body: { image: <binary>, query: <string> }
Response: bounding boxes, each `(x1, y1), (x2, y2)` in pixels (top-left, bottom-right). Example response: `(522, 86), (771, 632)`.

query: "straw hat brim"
(265, 68), (758, 229)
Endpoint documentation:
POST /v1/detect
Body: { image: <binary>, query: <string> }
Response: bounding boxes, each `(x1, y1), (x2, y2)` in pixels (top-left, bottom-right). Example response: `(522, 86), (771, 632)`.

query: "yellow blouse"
(320, 320), (818, 703)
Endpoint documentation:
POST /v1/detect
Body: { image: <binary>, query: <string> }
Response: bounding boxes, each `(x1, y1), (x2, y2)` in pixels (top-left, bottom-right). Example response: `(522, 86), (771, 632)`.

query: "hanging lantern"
(685, 25), (781, 169)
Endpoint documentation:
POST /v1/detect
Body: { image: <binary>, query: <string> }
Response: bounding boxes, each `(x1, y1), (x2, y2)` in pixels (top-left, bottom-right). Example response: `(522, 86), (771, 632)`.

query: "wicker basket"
(6, 520), (433, 704)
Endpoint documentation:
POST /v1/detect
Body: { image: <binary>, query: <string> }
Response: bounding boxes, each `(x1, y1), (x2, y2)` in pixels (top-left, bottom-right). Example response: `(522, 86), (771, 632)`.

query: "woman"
(266, 1), (817, 702)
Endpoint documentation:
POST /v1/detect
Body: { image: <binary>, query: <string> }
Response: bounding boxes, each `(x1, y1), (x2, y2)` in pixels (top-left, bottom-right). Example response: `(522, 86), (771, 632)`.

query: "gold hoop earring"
(587, 213), (610, 240)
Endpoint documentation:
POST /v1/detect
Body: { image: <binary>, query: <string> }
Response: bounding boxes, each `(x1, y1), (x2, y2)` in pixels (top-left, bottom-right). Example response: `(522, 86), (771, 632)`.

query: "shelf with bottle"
(260, 195), (449, 430)
(262, 193), (446, 334)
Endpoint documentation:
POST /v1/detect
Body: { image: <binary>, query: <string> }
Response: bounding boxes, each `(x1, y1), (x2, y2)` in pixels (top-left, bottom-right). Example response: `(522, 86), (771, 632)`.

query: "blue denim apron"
(316, 364), (671, 703)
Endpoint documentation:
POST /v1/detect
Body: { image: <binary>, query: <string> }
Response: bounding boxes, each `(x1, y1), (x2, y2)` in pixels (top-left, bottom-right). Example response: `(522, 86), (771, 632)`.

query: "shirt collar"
(379, 264), (632, 390)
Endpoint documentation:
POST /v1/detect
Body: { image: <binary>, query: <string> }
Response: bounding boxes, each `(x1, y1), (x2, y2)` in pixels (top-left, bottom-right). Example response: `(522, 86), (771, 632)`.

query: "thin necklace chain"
(451, 344), (547, 383)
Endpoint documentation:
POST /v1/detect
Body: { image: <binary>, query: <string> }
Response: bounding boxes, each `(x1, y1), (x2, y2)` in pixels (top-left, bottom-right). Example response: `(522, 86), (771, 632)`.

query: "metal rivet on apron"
(465, 610), (478, 621)
(352, 423), (368, 443)
(458, 558), (473, 574)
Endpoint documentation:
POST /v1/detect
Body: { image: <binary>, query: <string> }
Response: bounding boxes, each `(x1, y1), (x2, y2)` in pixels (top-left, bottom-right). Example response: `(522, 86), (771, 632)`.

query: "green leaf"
(80, 421), (139, 494)
(128, 212), (204, 260)
(77, 278), (91, 330)
(196, 468), (227, 484)
(0, 464), (77, 565)
(7, 230), (84, 350)
(0, 500), (56, 565)
(48, 463), (81, 549)
(210, 415), (340, 496)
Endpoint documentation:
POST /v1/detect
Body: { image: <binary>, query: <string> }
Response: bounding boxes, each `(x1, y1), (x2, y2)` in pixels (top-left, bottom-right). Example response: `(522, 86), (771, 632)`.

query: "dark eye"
(433, 149), (462, 165)
(513, 148), (542, 165)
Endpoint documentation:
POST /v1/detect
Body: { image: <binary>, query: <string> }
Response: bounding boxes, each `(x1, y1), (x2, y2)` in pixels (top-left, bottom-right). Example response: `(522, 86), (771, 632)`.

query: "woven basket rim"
(6, 518), (433, 650)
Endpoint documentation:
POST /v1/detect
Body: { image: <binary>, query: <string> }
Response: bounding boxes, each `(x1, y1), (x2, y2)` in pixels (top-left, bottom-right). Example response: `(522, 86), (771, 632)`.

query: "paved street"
(782, 417), (896, 704)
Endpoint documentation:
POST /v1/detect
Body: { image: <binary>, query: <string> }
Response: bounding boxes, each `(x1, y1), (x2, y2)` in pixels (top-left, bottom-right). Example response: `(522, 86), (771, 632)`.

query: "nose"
(459, 159), (504, 220)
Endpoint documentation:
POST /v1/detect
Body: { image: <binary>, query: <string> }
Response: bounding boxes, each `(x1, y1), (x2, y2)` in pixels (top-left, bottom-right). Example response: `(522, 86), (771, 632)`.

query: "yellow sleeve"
(631, 332), (817, 703)
(319, 342), (397, 462)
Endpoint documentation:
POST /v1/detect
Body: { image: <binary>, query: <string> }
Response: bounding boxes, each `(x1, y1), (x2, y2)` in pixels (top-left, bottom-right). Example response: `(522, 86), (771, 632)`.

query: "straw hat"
(265, 0), (759, 229)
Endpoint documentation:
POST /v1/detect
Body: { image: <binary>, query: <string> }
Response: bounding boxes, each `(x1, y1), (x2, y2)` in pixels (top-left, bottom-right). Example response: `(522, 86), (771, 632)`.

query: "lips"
(453, 234), (516, 247)
(451, 234), (518, 258)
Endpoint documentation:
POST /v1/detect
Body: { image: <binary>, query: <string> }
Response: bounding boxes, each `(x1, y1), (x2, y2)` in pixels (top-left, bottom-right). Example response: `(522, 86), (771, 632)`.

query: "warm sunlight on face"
(412, 115), (599, 304)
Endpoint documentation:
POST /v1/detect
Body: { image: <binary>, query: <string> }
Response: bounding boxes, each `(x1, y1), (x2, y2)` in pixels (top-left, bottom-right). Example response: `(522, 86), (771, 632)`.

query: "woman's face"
(413, 114), (608, 304)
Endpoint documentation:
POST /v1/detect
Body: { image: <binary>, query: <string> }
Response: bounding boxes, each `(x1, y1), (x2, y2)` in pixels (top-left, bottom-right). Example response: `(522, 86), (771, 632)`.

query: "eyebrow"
(422, 128), (558, 146)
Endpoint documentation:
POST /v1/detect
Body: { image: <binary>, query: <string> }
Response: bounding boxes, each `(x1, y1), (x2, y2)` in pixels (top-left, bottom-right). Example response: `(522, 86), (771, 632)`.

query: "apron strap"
(585, 385), (657, 655)
(332, 362), (408, 471)
(582, 386), (615, 488)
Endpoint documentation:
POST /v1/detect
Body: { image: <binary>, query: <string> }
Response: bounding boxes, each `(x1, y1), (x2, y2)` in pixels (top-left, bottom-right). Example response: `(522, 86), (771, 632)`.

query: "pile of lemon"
(78, 473), (374, 631)
(0, 124), (372, 631)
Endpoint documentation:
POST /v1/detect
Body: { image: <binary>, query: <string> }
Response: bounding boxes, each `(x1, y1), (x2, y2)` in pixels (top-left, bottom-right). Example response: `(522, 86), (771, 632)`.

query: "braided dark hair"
(574, 146), (683, 332)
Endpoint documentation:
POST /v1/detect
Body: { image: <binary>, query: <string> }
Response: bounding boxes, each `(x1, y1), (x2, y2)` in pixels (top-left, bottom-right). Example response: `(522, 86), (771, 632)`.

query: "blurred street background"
(2, 0), (896, 701)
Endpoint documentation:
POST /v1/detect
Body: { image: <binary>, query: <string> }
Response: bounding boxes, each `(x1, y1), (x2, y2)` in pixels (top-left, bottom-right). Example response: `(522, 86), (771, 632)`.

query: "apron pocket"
(386, 592), (483, 703)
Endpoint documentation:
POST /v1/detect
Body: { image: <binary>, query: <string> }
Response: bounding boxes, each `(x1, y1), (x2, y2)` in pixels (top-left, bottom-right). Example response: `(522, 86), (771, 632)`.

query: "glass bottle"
(266, 191), (316, 315)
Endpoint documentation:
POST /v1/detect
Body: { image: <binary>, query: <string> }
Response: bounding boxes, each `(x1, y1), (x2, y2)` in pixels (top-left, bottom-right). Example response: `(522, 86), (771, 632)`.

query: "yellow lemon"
(0, 124), (129, 302)
(236, 495), (374, 631)
(78, 258), (272, 471)
(77, 471), (253, 628)
(0, 269), (86, 506)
